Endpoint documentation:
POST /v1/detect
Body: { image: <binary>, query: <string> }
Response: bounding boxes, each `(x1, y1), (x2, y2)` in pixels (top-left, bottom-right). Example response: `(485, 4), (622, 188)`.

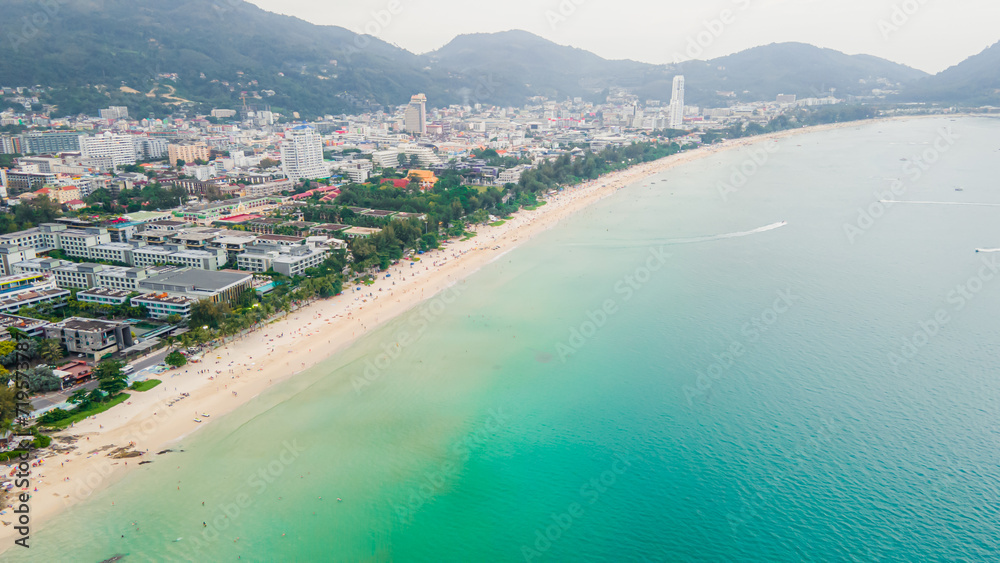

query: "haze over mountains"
(0, 0), (996, 117)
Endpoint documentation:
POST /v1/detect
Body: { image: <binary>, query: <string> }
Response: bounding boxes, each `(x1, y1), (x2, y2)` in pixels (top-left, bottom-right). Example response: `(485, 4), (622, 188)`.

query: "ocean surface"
(14, 117), (1000, 562)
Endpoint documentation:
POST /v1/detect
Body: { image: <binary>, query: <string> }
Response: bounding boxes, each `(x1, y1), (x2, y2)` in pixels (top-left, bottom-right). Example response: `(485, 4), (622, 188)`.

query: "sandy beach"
(0, 118), (904, 547)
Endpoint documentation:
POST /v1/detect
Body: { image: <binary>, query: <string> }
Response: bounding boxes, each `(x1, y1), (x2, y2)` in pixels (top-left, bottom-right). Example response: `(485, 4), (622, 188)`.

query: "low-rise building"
(0, 245), (37, 276)
(137, 268), (252, 304)
(43, 317), (135, 361)
(88, 241), (145, 264)
(0, 314), (49, 340)
(343, 227), (381, 239)
(0, 286), (71, 314)
(237, 243), (328, 277)
(76, 287), (133, 306)
(129, 245), (226, 270)
(130, 293), (195, 319)
(11, 257), (70, 276)
(53, 263), (111, 289)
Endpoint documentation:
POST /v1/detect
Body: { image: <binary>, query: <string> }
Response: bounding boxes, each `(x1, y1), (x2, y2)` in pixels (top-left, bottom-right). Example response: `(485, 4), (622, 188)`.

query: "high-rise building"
(22, 131), (81, 154)
(79, 132), (136, 170)
(0, 135), (22, 155)
(99, 106), (130, 120)
(404, 94), (427, 136)
(669, 76), (685, 129)
(280, 125), (328, 181)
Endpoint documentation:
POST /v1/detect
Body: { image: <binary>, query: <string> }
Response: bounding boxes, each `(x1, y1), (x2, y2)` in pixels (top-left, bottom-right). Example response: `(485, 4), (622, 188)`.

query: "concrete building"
(43, 317), (135, 361)
(38, 224), (112, 258)
(240, 179), (294, 197)
(137, 268), (253, 304)
(669, 75), (686, 129)
(134, 136), (169, 160)
(53, 263), (116, 289)
(280, 126), (327, 181)
(129, 245), (227, 270)
(21, 131), (81, 154)
(373, 149), (402, 169)
(168, 143), (211, 164)
(95, 266), (159, 291)
(80, 132), (136, 170)
(88, 241), (144, 264)
(99, 106), (129, 120)
(76, 287), (133, 306)
(0, 245), (36, 276)
(237, 243), (328, 277)
(0, 314), (50, 340)
(1, 170), (56, 196)
(404, 94), (427, 135)
(33, 185), (81, 204)
(12, 257), (69, 276)
(0, 273), (70, 314)
(129, 293), (195, 319)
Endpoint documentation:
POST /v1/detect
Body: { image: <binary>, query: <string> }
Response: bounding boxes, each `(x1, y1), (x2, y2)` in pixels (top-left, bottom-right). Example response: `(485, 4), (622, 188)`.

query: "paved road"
(30, 349), (171, 412)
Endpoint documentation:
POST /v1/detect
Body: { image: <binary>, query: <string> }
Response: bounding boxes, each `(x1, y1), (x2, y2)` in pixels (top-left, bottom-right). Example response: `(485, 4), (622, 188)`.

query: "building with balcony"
(129, 293), (195, 319)
(43, 317), (134, 361)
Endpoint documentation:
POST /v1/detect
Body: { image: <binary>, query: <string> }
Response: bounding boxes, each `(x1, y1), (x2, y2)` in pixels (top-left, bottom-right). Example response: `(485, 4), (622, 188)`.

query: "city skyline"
(246, 0), (1000, 74)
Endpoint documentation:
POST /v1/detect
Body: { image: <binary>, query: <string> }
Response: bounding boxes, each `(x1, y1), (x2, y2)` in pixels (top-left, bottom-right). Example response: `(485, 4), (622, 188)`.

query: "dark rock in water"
(138, 461), (153, 465)
(156, 449), (173, 455)
(98, 555), (126, 563)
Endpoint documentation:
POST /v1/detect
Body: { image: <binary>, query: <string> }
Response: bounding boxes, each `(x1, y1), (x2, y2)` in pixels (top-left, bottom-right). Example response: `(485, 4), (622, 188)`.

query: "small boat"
(193, 418), (202, 423)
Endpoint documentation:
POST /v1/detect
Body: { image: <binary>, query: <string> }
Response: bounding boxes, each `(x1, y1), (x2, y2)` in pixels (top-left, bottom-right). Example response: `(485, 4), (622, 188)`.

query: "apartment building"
(129, 293), (195, 319)
(43, 317), (134, 361)
(79, 132), (136, 170)
(76, 287), (133, 306)
(168, 142), (211, 164)
(129, 244), (226, 270)
(237, 242), (328, 277)
(12, 257), (70, 276)
(0, 245), (36, 276)
(280, 126), (327, 181)
(88, 241), (144, 264)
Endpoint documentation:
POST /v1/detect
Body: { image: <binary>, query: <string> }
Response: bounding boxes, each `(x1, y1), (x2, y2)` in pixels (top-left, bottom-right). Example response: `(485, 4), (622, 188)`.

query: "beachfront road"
(30, 349), (171, 411)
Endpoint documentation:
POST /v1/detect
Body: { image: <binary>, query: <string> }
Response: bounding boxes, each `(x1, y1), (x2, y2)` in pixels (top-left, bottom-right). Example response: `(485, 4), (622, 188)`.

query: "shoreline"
(0, 115), (934, 548)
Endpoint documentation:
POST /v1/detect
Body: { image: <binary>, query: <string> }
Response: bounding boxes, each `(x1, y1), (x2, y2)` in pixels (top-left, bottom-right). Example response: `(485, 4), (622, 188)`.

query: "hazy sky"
(245, 0), (998, 74)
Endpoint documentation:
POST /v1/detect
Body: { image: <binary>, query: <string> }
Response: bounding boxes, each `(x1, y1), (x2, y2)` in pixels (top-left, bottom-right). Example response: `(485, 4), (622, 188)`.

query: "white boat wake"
(572, 222), (788, 248)
(881, 200), (1000, 207)
(660, 221), (788, 245)
(975, 249), (1000, 253)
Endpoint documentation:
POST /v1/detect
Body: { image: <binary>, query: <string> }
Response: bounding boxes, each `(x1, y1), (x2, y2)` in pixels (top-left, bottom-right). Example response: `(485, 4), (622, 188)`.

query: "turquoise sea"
(13, 117), (1000, 562)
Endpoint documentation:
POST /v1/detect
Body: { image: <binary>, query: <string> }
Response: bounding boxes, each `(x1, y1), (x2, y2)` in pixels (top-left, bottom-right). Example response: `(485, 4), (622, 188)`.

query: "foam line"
(881, 200), (1000, 207)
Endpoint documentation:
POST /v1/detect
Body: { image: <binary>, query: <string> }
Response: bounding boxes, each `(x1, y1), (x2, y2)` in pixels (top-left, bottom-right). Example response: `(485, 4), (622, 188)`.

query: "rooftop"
(0, 314), (49, 330)
(141, 268), (252, 293)
(78, 287), (133, 299)
(48, 317), (125, 332)
(133, 292), (195, 305)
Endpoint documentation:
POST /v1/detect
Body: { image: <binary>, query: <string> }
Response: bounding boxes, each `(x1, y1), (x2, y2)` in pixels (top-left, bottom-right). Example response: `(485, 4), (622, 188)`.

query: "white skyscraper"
(79, 132), (136, 170)
(404, 94), (427, 135)
(280, 125), (328, 181)
(669, 75), (685, 129)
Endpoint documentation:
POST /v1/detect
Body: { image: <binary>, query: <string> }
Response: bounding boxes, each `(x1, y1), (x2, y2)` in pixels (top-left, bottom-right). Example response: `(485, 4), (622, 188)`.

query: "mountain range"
(0, 0), (996, 118)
